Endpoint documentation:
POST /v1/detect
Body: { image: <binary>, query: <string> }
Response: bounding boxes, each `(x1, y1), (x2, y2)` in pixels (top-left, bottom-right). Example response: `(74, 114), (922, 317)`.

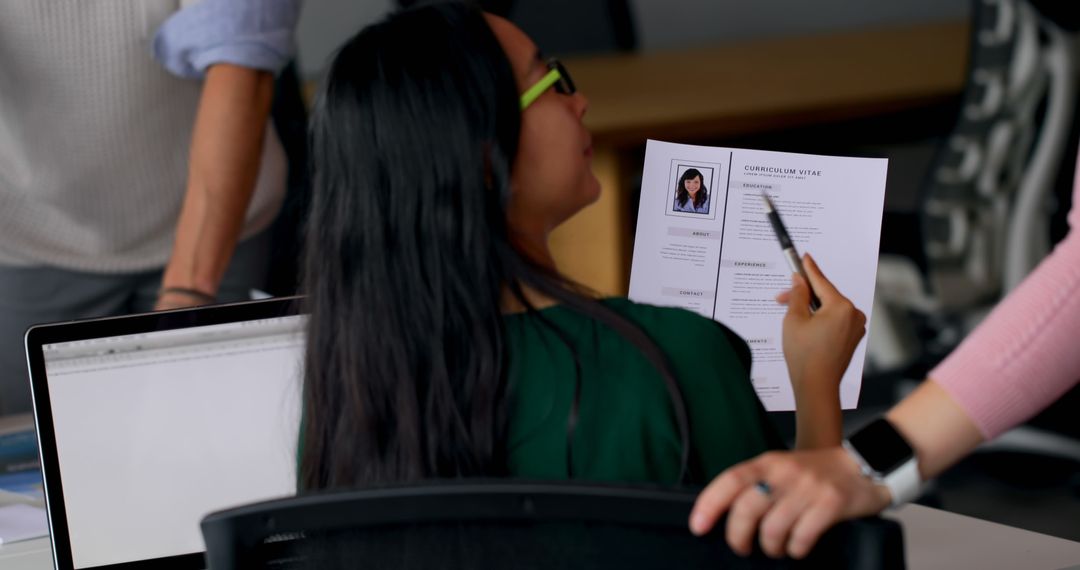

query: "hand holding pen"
(761, 193), (821, 311)
(780, 254), (868, 452)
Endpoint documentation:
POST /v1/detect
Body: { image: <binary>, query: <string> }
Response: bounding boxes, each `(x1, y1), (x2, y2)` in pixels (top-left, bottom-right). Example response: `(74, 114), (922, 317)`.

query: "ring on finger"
(754, 480), (773, 498)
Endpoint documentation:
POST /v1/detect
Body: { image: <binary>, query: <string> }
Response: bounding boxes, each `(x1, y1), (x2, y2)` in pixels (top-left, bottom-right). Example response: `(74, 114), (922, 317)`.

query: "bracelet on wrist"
(158, 286), (217, 305)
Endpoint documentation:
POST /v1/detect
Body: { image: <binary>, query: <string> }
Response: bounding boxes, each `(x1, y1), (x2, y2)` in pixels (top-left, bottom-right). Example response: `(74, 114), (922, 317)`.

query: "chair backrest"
(919, 0), (1076, 309)
(201, 481), (905, 569)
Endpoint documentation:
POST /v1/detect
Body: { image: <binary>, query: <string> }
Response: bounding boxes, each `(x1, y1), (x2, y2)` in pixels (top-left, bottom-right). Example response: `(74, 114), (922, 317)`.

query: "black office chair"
(869, 0), (1078, 371)
(201, 481), (905, 569)
(866, 0), (1080, 478)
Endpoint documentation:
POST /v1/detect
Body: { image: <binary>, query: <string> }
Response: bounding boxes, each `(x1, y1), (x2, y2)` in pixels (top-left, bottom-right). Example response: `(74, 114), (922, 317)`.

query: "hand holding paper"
(628, 140), (887, 410)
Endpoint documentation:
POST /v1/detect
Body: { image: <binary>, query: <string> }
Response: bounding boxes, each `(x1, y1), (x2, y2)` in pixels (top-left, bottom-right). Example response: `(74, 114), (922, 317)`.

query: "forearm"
(161, 64), (274, 296)
(779, 256), (865, 450)
(793, 384), (842, 449)
(885, 379), (984, 480)
(927, 229), (1080, 439)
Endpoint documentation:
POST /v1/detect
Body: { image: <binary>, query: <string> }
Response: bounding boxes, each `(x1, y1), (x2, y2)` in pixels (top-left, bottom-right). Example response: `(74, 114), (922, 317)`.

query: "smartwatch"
(842, 418), (921, 507)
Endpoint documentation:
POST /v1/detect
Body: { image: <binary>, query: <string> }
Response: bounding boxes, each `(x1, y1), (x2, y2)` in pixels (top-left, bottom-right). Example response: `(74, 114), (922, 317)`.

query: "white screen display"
(41, 315), (306, 568)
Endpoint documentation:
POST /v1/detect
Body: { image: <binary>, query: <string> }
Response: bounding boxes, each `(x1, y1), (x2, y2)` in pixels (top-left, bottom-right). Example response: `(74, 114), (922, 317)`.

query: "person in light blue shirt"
(0, 0), (301, 414)
(154, 0), (302, 80)
(672, 168), (710, 214)
(151, 0), (303, 310)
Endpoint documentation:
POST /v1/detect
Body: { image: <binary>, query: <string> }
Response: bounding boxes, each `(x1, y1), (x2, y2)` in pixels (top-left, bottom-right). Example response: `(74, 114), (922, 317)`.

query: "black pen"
(760, 192), (822, 312)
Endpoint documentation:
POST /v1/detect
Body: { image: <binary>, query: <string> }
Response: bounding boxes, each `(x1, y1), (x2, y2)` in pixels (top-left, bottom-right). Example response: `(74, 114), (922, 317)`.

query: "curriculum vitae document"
(628, 140), (888, 411)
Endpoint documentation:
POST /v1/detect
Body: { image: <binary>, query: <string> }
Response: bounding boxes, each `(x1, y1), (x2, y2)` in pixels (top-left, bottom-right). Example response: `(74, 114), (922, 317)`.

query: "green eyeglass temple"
(519, 68), (563, 110)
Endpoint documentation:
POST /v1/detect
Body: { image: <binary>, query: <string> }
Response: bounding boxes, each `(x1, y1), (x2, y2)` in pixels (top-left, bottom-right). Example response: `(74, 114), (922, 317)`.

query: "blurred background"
(293, 0), (969, 78)
(288, 0), (1080, 542)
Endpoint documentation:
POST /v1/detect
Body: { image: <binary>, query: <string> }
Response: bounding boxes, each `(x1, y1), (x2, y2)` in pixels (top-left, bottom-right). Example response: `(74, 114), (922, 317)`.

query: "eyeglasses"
(519, 58), (577, 110)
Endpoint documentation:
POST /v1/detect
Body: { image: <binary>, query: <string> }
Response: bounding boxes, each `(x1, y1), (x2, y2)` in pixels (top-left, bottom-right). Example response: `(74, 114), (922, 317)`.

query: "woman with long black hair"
(674, 168), (710, 214)
(298, 1), (866, 491)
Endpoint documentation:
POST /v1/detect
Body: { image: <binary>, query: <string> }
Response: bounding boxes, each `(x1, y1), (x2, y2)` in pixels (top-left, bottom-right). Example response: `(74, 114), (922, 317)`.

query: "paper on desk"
(628, 140), (887, 411)
(0, 503), (48, 545)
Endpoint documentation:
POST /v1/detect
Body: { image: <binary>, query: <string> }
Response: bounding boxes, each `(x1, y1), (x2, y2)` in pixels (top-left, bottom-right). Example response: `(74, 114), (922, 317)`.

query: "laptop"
(24, 297), (306, 569)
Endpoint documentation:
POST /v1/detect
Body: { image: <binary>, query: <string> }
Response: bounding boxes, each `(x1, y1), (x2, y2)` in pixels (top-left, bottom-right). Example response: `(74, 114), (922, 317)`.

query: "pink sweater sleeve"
(930, 157), (1080, 439)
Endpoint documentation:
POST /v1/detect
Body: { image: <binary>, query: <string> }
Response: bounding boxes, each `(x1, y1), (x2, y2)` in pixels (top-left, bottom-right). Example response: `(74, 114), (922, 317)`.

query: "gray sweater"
(0, 0), (285, 272)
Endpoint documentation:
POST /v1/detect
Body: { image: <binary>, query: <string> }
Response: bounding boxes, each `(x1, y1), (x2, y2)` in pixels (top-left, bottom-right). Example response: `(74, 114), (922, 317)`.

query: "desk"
(0, 537), (48, 570)
(3, 503), (1080, 569)
(888, 504), (1080, 569)
(549, 21), (968, 295)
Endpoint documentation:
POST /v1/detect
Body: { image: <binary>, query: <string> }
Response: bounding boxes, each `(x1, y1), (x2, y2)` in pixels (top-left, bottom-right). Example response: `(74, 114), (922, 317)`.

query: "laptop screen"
(37, 311), (305, 568)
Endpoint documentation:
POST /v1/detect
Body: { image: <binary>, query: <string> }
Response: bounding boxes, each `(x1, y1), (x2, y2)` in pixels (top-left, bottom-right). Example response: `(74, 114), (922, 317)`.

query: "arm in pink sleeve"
(930, 164), (1080, 439)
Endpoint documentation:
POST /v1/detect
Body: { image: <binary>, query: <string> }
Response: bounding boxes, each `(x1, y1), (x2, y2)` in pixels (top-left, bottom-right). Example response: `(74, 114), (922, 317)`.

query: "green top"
(504, 298), (783, 486)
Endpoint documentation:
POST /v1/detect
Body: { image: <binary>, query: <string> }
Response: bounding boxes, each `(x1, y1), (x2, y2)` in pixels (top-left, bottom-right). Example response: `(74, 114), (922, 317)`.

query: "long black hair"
(675, 168), (707, 210)
(299, 1), (689, 491)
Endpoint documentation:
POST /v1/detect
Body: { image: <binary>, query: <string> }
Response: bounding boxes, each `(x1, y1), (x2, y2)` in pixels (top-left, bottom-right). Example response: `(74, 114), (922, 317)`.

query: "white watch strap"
(883, 457), (921, 507)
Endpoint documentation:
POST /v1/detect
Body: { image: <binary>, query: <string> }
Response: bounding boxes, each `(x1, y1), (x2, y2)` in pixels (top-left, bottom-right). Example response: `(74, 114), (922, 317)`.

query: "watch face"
(848, 418), (913, 474)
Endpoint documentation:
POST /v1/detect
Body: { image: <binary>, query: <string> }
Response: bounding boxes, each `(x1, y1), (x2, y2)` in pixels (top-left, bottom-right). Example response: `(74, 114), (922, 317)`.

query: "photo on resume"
(667, 162), (720, 220)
